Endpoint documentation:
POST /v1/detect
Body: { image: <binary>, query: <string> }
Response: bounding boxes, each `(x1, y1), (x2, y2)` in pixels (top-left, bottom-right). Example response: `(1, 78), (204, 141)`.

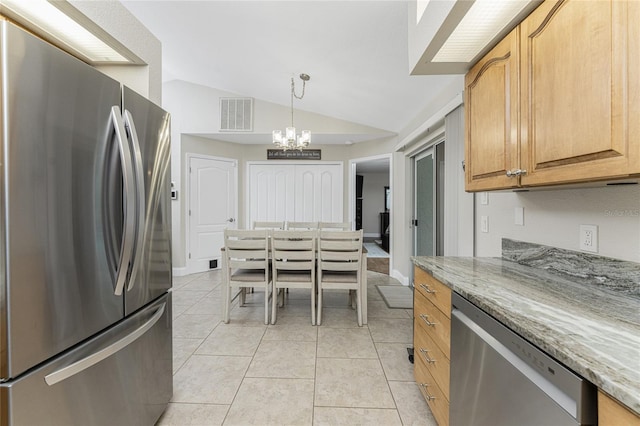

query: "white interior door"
(188, 156), (237, 273)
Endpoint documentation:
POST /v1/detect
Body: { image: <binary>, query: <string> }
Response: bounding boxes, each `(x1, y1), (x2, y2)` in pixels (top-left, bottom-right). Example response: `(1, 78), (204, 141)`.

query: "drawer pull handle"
(419, 348), (436, 364)
(419, 284), (436, 294)
(420, 314), (437, 327)
(419, 383), (436, 401)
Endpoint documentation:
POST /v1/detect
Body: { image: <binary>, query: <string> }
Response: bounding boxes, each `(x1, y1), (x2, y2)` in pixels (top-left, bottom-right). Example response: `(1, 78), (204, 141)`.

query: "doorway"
(186, 154), (237, 274)
(351, 154), (392, 275)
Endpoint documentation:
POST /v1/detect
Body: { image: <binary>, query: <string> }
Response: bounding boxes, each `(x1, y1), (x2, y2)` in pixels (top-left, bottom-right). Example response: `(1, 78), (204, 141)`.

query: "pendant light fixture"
(272, 73), (311, 150)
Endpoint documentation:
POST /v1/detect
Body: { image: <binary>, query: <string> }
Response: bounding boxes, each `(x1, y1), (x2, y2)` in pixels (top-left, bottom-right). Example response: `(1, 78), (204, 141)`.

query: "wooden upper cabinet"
(465, 28), (520, 191)
(519, 0), (640, 186)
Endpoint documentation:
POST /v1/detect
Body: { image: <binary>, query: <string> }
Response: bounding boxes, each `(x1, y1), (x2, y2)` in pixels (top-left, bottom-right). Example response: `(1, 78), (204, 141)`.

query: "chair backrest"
(224, 229), (269, 271)
(318, 230), (363, 272)
(286, 221), (318, 230)
(319, 221), (352, 231)
(253, 221), (285, 230)
(271, 230), (316, 273)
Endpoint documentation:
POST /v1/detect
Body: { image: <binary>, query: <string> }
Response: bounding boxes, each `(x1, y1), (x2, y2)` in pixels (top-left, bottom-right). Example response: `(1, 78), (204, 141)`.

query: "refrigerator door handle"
(44, 302), (166, 386)
(123, 110), (146, 291)
(110, 106), (136, 296)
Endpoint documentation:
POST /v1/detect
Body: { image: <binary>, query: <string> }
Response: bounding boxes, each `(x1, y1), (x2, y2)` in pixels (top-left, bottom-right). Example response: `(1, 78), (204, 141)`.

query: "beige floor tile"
(172, 303), (190, 319)
(185, 296), (224, 315)
(180, 278), (221, 292)
(224, 378), (314, 426)
(273, 299), (316, 320)
(173, 314), (220, 339)
(317, 327), (377, 359)
(317, 307), (362, 328)
(368, 300), (414, 319)
(172, 290), (212, 308)
(315, 358), (395, 408)
(246, 340), (316, 378)
(172, 337), (203, 374)
(368, 318), (413, 343)
(313, 407), (402, 426)
(319, 289), (356, 308)
(156, 402), (228, 426)
(263, 323), (318, 341)
(375, 342), (415, 381)
(172, 355), (250, 404)
(388, 381), (437, 426)
(195, 325), (266, 356)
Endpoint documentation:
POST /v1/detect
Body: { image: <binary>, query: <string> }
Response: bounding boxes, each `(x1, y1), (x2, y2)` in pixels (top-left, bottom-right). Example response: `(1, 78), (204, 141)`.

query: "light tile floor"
(157, 270), (437, 426)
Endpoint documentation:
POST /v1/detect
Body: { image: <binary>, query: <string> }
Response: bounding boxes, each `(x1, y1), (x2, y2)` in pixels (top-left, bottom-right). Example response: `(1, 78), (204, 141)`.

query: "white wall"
(360, 172), (390, 237)
(475, 185), (640, 263)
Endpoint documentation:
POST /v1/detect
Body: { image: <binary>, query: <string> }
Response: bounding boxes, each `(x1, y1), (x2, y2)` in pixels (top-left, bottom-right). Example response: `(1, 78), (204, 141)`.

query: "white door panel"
(249, 163), (342, 226)
(250, 165), (295, 226)
(189, 156), (236, 273)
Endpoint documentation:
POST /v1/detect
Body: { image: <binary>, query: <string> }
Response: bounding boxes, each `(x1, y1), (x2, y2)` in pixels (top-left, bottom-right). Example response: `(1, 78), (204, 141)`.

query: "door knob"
(227, 218), (235, 223)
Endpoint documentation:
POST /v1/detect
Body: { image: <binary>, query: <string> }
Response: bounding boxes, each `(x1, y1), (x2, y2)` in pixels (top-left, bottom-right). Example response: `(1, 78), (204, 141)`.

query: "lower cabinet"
(598, 391), (640, 426)
(414, 266), (451, 426)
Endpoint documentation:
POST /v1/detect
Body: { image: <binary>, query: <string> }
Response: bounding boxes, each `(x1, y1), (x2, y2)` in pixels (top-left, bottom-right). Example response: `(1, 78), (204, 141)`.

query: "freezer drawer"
(0, 294), (172, 426)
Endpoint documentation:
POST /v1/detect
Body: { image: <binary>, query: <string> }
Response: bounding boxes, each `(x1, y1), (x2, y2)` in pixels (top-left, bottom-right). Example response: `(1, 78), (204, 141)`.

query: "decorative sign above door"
(267, 149), (321, 160)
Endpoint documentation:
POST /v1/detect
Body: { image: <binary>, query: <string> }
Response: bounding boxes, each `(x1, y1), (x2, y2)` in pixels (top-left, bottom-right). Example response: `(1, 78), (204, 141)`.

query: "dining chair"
(222, 229), (272, 325)
(286, 221), (318, 230)
(253, 221), (285, 230)
(319, 221), (352, 231)
(270, 230), (317, 325)
(317, 229), (364, 326)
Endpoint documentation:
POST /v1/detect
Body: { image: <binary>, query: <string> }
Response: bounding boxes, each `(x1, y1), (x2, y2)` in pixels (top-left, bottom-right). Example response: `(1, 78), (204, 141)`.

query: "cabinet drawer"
(414, 319), (450, 398)
(414, 290), (451, 358)
(414, 267), (451, 318)
(415, 353), (449, 426)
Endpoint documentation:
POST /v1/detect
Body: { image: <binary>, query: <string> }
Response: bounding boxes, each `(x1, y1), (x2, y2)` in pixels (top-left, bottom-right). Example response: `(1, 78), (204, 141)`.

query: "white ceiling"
(120, 0), (462, 142)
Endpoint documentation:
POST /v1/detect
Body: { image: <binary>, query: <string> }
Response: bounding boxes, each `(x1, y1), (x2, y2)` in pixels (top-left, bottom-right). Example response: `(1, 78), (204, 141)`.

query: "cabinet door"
(465, 28), (520, 191)
(520, 0), (640, 186)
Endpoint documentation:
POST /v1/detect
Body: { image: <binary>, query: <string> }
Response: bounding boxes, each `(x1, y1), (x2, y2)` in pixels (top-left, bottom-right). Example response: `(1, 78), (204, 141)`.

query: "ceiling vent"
(220, 97), (253, 132)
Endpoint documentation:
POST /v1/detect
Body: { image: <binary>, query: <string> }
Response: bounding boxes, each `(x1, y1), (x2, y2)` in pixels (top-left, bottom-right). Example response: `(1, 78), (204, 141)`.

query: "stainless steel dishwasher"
(450, 293), (597, 426)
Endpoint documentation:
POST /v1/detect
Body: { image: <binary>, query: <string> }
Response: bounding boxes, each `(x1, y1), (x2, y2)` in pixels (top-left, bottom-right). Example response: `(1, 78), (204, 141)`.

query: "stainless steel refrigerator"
(0, 21), (172, 425)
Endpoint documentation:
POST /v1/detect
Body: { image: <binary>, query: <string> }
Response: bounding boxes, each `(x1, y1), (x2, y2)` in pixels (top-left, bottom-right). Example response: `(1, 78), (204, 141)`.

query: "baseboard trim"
(172, 267), (189, 277)
(390, 269), (409, 286)
(364, 232), (381, 238)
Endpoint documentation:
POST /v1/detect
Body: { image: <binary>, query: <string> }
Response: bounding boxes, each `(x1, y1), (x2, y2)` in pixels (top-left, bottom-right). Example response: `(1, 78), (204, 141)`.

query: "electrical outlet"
(579, 225), (598, 252)
(480, 192), (489, 205)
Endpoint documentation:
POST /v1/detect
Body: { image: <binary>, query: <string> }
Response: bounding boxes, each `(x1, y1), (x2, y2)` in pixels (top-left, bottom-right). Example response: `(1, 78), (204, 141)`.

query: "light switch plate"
(481, 216), (489, 233)
(480, 192), (489, 205)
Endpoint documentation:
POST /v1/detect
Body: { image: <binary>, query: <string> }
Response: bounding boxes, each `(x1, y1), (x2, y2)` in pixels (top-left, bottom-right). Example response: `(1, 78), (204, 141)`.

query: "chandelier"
(272, 73), (311, 150)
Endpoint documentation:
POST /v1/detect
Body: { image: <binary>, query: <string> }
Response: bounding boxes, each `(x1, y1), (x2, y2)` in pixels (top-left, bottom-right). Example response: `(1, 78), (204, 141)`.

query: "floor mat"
(376, 285), (413, 309)
(363, 242), (389, 258)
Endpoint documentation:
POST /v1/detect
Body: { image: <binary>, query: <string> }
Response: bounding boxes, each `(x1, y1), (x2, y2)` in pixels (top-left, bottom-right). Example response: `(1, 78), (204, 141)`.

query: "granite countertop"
(411, 255), (640, 415)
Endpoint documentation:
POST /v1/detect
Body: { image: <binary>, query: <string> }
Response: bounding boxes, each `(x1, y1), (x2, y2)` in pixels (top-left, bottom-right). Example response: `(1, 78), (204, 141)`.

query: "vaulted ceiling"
(120, 0), (462, 138)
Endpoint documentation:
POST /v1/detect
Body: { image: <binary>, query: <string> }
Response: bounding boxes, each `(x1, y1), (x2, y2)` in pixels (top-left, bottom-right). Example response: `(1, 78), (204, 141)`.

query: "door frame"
(185, 153), (238, 275)
(413, 147), (436, 257)
(348, 153), (393, 270)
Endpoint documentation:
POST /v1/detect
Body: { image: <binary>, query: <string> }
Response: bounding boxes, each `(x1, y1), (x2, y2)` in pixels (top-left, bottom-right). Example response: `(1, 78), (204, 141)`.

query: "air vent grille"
(220, 97), (253, 132)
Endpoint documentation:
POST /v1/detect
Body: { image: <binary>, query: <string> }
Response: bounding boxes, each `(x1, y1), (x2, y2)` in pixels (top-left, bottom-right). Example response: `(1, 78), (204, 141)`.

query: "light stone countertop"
(411, 256), (640, 415)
